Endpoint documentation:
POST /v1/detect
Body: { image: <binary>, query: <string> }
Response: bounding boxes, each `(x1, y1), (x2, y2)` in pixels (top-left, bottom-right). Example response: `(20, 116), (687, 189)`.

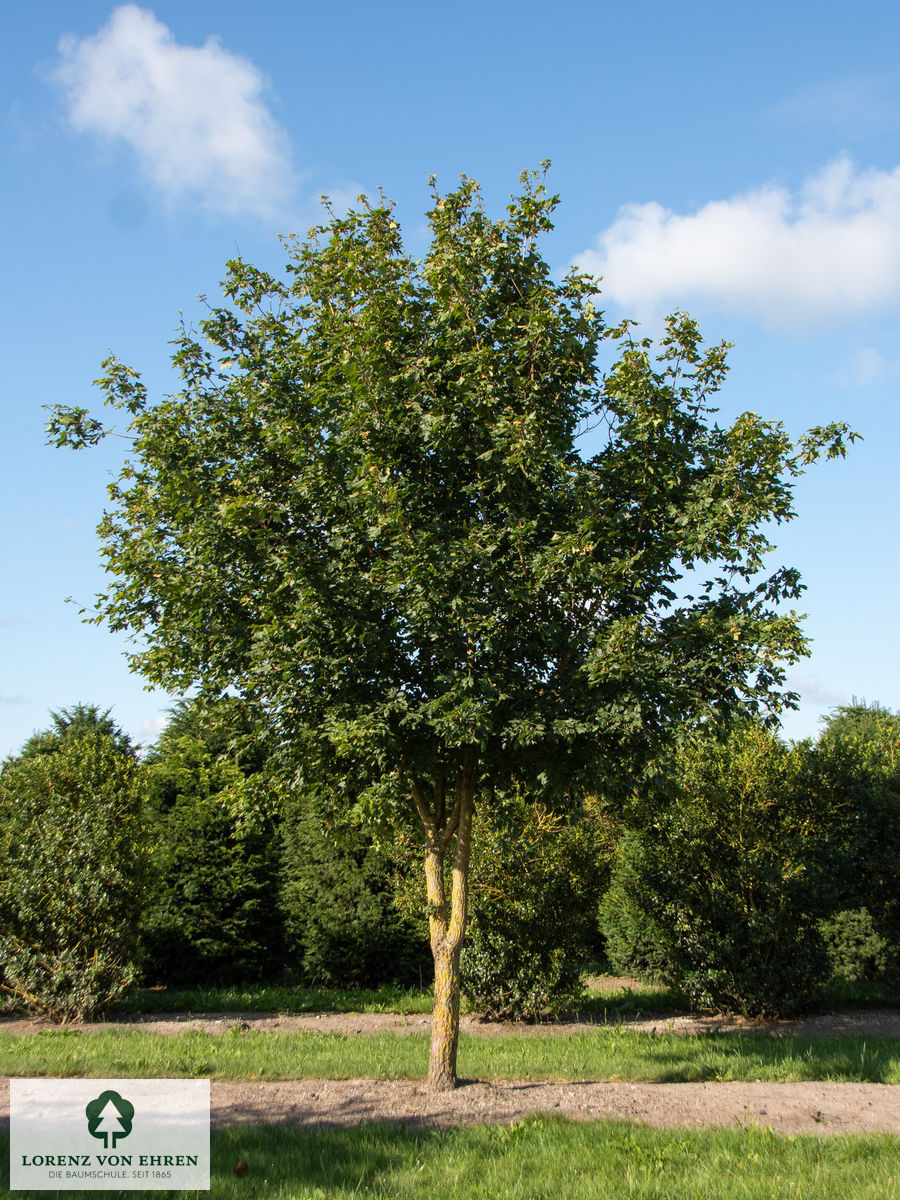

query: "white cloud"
(825, 346), (900, 388)
(141, 714), (169, 736)
(0, 615), (32, 628)
(788, 675), (848, 707)
(52, 5), (294, 219)
(574, 157), (900, 329)
(771, 77), (900, 138)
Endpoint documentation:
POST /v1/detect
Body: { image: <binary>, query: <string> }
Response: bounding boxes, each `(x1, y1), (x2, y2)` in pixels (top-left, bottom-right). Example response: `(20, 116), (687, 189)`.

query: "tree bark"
(429, 939), (463, 1091)
(421, 758), (475, 1092)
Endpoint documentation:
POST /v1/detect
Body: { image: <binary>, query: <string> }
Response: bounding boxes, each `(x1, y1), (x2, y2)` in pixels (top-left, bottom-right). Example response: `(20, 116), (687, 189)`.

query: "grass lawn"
(4, 977), (898, 1198)
(114, 973), (897, 1021)
(3, 1026), (900, 1084)
(115, 976), (682, 1019)
(116, 984), (439, 1018)
(2, 1117), (899, 1199)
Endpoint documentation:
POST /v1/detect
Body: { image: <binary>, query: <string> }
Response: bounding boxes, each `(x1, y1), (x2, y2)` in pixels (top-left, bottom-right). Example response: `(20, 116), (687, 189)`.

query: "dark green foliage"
(15, 702), (137, 761)
(820, 698), (900, 745)
(280, 786), (430, 988)
(460, 795), (616, 1019)
(814, 705), (900, 986)
(604, 717), (900, 1012)
(141, 698), (284, 986)
(600, 725), (839, 1015)
(821, 909), (893, 984)
(0, 733), (148, 1020)
(598, 832), (673, 983)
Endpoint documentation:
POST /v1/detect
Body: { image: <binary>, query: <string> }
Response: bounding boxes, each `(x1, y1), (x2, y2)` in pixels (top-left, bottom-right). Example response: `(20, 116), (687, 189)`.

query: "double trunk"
(412, 759), (476, 1093)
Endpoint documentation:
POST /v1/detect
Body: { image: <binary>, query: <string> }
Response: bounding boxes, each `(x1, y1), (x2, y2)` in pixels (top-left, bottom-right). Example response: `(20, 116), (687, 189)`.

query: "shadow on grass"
(4, 1118), (900, 1200)
(599, 1030), (898, 1083)
(818, 978), (900, 1010)
(2, 1124), (461, 1200)
(112, 983), (435, 1018)
(2, 1026), (899, 1085)
(462, 1029), (900, 1083)
(22, 973), (900, 1027)
(577, 985), (689, 1019)
(109, 980), (691, 1028)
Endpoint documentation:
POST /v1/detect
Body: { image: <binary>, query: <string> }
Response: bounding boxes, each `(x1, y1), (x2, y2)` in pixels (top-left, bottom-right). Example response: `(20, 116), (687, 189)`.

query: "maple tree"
(49, 167), (855, 1088)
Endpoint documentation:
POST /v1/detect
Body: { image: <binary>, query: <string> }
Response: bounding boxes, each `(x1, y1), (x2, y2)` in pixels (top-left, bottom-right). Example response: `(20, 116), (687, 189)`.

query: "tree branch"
(409, 773), (435, 831)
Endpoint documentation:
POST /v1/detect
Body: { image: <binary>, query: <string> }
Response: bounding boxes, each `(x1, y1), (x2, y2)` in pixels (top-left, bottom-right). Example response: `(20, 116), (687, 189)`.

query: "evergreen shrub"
(459, 794), (617, 1019)
(599, 725), (837, 1015)
(0, 734), (148, 1020)
(598, 831), (673, 982)
(820, 908), (892, 984)
(140, 699), (284, 986)
(815, 703), (900, 984)
(280, 785), (430, 988)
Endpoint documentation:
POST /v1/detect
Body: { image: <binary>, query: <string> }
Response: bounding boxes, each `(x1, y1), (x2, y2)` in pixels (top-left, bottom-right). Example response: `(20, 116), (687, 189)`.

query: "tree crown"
(47, 167), (857, 810)
(11, 703), (136, 764)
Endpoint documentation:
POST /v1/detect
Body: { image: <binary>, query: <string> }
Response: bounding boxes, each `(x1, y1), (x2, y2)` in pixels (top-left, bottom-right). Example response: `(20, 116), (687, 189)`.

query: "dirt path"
(207, 1078), (900, 1135)
(3, 1008), (899, 1137)
(3, 1007), (900, 1039)
(0, 1077), (897, 1137)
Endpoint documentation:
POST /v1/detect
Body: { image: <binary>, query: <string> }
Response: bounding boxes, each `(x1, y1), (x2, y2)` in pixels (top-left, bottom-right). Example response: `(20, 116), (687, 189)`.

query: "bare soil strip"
(3, 1009), (899, 1136)
(1, 1078), (898, 1136)
(3, 1008), (900, 1039)
(207, 1078), (900, 1136)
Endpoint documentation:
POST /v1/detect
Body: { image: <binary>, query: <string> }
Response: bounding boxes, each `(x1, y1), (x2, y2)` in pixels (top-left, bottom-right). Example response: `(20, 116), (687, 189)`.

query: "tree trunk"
(418, 759), (475, 1093)
(429, 940), (463, 1090)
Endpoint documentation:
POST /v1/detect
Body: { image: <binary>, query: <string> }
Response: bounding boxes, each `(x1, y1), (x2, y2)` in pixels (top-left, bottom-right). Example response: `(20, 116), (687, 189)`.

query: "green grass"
(3, 1118), (898, 1199)
(819, 977), (900, 1009)
(115, 977), (687, 1019)
(579, 983), (689, 1018)
(88, 972), (900, 1021)
(115, 983), (437, 1017)
(4, 1026), (899, 1083)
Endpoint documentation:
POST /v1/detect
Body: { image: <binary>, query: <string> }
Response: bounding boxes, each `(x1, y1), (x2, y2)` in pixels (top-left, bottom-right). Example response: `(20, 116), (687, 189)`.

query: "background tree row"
(1, 698), (896, 1022)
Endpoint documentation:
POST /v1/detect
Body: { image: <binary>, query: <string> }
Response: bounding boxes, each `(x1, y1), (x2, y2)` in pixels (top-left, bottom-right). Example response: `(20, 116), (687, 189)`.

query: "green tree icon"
(85, 1090), (134, 1149)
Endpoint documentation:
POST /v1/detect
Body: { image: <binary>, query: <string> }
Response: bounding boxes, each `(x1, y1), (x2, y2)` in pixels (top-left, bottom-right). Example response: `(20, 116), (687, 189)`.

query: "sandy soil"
(3, 1006), (899, 1039)
(0, 1074), (897, 1137)
(2, 1004), (899, 1136)
(205, 1078), (900, 1135)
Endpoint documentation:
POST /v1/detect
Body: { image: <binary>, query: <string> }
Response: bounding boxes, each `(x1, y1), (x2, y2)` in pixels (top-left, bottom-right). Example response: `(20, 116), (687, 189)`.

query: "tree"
(816, 700), (900, 983)
(0, 732), (148, 1020)
(48, 166), (856, 1088)
(601, 723), (837, 1014)
(280, 781), (431, 989)
(820, 699), (900, 752)
(13, 702), (136, 761)
(141, 696), (284, 985)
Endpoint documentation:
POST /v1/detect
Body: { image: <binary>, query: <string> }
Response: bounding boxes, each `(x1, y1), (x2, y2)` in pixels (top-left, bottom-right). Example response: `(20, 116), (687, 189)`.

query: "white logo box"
(11, 1079), (210, 1191)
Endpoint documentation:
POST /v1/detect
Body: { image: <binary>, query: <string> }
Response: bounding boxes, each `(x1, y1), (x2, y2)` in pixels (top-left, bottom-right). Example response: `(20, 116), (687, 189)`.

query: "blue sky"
(2, 0), (898, 757)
